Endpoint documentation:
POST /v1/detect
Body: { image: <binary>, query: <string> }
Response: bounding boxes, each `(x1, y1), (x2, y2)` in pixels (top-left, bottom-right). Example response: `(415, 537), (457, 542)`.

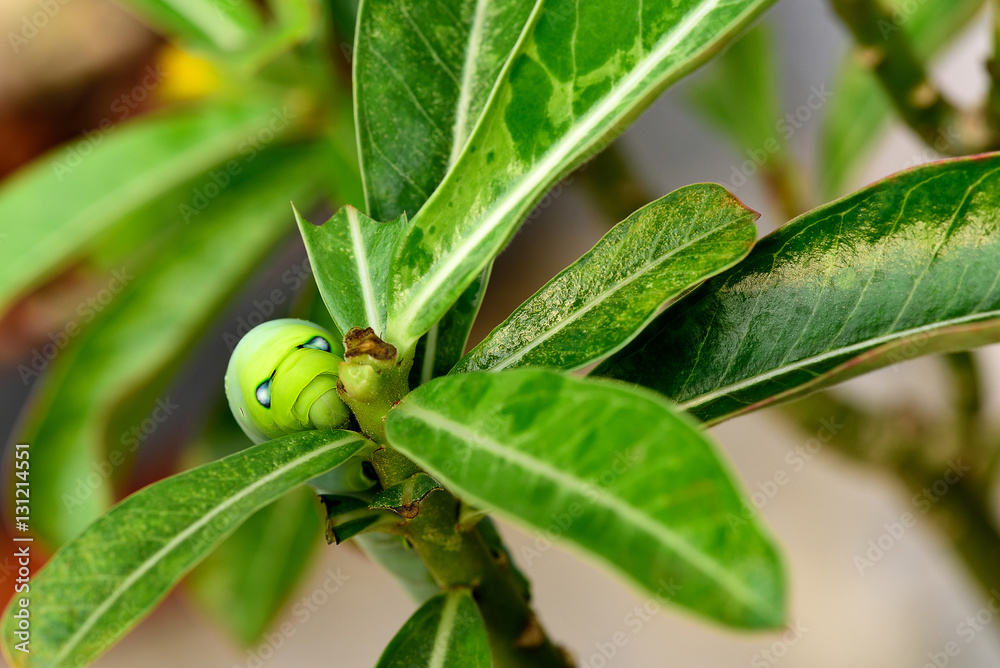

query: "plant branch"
(343, 332), (570, 667)
(778, 390), (1000, 608)
(576, 141), (658, 225)
(988, 0), (1000, 146)
(761, 153), (811, 222)
(829, 0), (983, 154)
(896, 459), (1000, 601)
(943, 351), (985, 471)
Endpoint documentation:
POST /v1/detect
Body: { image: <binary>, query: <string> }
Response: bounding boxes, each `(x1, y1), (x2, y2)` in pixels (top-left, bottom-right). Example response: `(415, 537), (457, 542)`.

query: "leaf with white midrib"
(355, 0), (532, 375)
(386, 0), (778, 349)
(0, 430), (369, 667)
(296, 205), (405, 336)
(596, 154), (1000, 424)
(455, 184), (758, 373)
(376, 589), (491, 668)
(355, 0), (536, 222)
(385, 369), (786, 628)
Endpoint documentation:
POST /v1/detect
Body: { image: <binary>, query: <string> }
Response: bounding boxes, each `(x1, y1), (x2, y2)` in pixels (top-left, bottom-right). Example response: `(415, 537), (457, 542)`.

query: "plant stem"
(829, 0), (979, 154)
(942, 351), (985, 473)
(988, 0), (1000, 146)
(344, 331), (570, 667)
(897, 459), (1000, 602)
(575, 141), (656, 224)
(761, 153), (811, 222)
(368, 443), (571, 667)
(778, 391), (1000, 609)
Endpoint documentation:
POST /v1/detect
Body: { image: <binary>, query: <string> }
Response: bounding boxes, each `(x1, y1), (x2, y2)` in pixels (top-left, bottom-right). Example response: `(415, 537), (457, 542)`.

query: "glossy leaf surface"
(597, 154), (1000, 423)
(0, 431), (369, 668)
(20, 147), (325, 548)
(385, 0), (777, 349)
(296, 205), (405, 336)
(386, 369), (786, 628)
(184, 410), (322, 646)
(376, 589), (491, 668)
(455, 184), (758, 372)
(355, 0), (535, 221)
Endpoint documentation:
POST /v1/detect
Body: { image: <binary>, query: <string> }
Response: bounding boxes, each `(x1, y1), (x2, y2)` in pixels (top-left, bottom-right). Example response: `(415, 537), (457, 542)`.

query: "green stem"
(575, 141), (657, 225)
(988, 0), (1000, 146)
(761, 153), (810, 222)
(344, 332), (570, 667)
(367, 446), (569, 667)
(778, 392), (1000, 609)
(942, 351), (984, 472)
(897, 459), (1000, 602)
(829, 0), (981, 154)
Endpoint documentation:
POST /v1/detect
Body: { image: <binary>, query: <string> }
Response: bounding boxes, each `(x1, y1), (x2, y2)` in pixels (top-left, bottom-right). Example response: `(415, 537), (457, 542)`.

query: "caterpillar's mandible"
(225, 318), (352, 444)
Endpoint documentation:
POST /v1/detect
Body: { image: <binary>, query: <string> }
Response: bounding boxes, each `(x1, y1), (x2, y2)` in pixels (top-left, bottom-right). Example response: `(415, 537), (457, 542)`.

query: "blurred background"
(1, 0), (999, 666)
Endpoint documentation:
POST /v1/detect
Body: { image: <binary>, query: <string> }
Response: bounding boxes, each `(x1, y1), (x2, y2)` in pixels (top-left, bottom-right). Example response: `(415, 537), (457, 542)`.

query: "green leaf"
(183, 408), (323, 647)
(384, 0), (778, 350)
(295, 205), (405, 336)
(321, 495), (399, 544)
(819, 0), (986, 199)
(186, 487), (322, 645)
(410, 268), (491, 386)
(385, 369), (787, 628)
(596, 153), (1000, 424)
(370, 472), (443, 518)
(687, 23), (782, 159)
(354, 0), (534, 379)
(0, 430), (369, 668)
(454, 184), (758, 372)
(376, 589), (491, 668)
(18, 146), (326, 548)
(354, 0), (536, 222)
(115, 0), (263, 53)
(0, 100), (296, 316)
(355, 533), (441, 602)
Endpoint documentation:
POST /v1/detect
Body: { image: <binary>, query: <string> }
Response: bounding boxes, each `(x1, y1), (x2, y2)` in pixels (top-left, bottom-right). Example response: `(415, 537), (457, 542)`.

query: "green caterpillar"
(225, 318), (372, 493)
(225, 318), (350, 442)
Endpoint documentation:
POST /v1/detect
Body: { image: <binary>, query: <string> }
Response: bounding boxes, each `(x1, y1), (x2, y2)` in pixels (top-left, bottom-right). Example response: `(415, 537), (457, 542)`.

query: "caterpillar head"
(225, 318), (351, 444)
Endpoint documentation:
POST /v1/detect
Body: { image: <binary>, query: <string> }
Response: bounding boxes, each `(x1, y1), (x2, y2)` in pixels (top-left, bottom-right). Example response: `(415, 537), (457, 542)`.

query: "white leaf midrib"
(683, 310), (1000, 411)
(427, 593), (461, 668)
(347, 207), (383, 332)
(400, 401), (772, 615)
(393, 0), (732, 340)
(448, 0), (492, 170)
(486, 221), (740, 370)
(53, 436), (361, 664)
